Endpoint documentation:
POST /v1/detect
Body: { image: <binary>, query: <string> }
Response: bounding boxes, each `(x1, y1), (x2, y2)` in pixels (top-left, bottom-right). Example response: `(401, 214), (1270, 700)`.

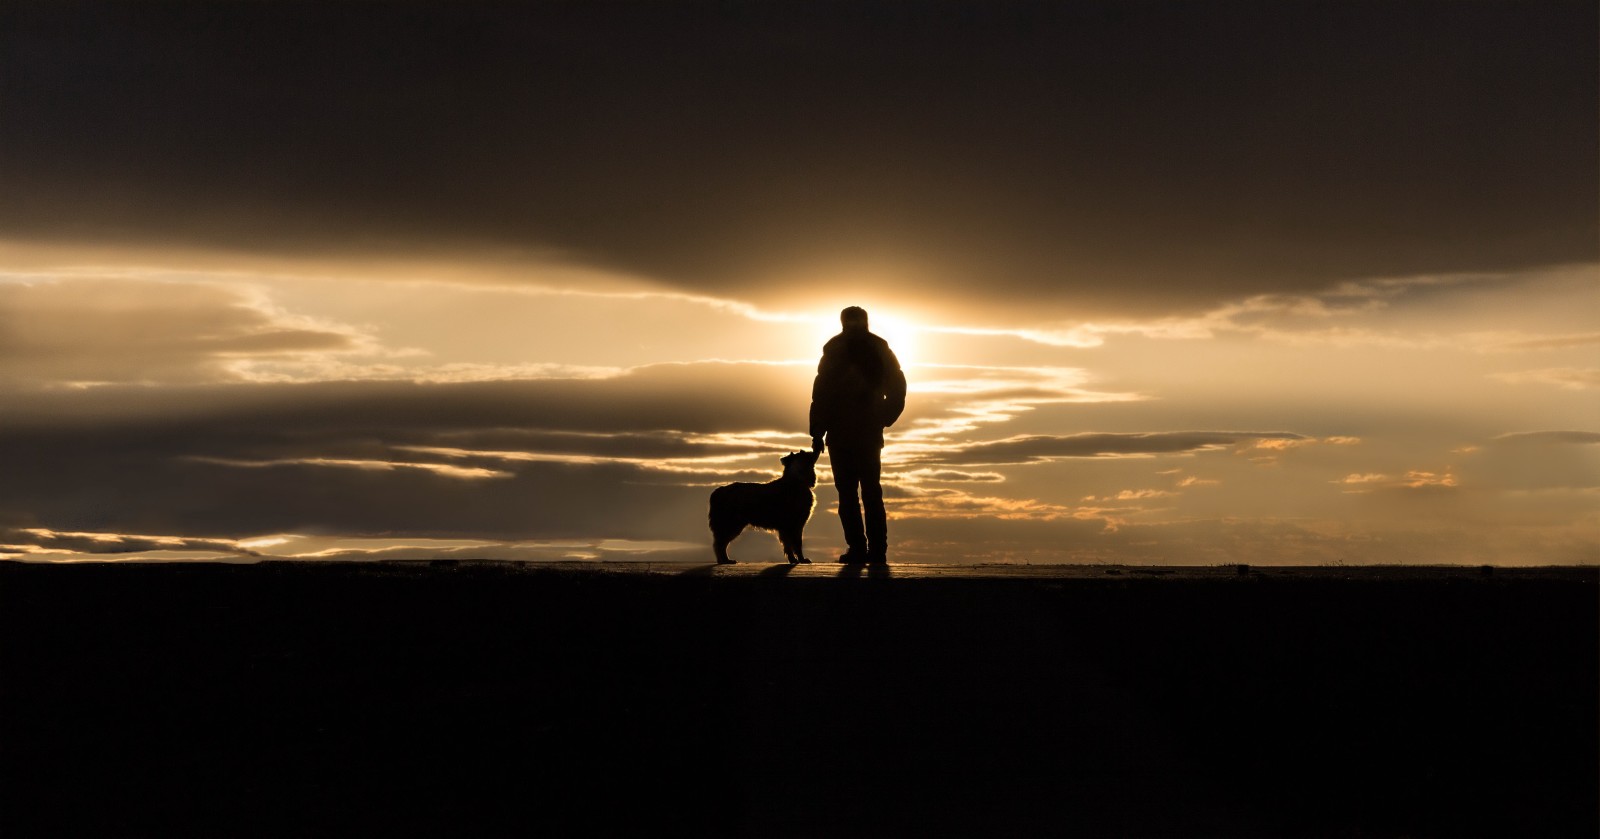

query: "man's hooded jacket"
(809, 329), (906, 447)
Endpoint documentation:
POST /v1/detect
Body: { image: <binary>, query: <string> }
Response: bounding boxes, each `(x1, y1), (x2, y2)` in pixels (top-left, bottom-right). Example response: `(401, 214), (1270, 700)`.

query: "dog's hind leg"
(712, 525), (742, 565)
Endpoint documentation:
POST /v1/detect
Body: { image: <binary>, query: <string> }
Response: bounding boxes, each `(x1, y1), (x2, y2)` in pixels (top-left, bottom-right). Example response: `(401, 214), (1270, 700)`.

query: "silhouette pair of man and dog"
(709, 306), (906, 566)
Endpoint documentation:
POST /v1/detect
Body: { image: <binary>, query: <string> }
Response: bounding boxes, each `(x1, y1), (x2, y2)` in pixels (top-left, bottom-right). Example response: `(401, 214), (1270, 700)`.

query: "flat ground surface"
(3, 561), (1595, 838)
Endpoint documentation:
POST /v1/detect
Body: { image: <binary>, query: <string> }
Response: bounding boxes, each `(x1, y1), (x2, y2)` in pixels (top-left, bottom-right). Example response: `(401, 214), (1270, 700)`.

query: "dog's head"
(780, 449), (820, 487)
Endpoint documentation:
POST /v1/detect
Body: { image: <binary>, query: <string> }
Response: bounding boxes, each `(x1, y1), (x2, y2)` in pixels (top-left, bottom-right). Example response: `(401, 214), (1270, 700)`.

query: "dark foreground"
(3, 562), (1595, 838)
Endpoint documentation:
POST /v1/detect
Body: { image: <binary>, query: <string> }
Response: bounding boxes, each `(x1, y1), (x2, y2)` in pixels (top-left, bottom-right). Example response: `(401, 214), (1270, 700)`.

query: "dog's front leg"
(787, 528), (810, 564)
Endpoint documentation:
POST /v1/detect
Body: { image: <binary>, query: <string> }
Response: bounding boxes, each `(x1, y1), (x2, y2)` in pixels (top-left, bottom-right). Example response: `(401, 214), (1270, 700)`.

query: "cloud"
(0, 362), (826, 544)
(0, 369), (1225, 546)
(1, 527), (259, 558)
(893, 469), (1007, 484)
(5, 4), (1592, 321)
(1020, 272), (1503, 347)
(1083, 489), (1176, 501)
(886, 487), (1092, 523)
(912, 431), (1307, 466)
(1401, 471), (1458, 489)
(1252, 438), (1313, 451)
(1048, 266), (1600, 356)
(0, 526), (710, 563)
(229, 359), (626, 385)
(0, 361), (814, 434)
(1499, 333), (1600, 351)
(0, 445), (717, 544)
(1491, 431), (1600, 446)
(1450, 431), (1600, 493)
(0, 277), (364, 386)
(188, 456), (513, 480)
(0, 357), (1160, 547)
(272, 538), (704, 564)
(405, 429), (794, 464)
(1336, 468), (1472, 493)
(892, 366), (1146, 442)
(1490, 368), (1600, 391)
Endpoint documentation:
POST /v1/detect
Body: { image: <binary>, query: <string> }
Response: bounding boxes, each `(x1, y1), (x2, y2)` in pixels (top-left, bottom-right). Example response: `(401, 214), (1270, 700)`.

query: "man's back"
(810, 329), (906, 444)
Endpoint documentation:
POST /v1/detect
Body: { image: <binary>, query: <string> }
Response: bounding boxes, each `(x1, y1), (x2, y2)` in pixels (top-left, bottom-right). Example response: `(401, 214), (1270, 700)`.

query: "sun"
(868, 312), (919, 369)
(803, 308), (920, 369)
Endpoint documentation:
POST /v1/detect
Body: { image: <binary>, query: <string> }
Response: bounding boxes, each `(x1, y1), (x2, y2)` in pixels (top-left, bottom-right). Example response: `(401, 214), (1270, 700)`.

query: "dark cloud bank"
(0, 365), (1304, 547)
(0, 365), (807, 542)
(5, 368), (1591, 560)
(4, 1), (1595, 315)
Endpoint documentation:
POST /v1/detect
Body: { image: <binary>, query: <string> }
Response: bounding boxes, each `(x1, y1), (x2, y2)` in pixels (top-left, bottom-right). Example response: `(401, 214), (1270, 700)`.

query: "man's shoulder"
(821, 331), (898, 374)
(821, 333), (862, 357)
(823, 331), (891, 350)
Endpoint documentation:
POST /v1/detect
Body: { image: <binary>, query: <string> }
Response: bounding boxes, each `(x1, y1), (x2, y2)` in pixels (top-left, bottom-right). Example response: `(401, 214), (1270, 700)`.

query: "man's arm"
(879, 344), (906, 428)
(808, 349), (835, 451)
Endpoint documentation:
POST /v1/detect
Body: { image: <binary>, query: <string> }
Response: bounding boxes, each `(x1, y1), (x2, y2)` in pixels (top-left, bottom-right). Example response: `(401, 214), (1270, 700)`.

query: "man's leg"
(829, 443), (867, 559)
(860, 447), (887, 561)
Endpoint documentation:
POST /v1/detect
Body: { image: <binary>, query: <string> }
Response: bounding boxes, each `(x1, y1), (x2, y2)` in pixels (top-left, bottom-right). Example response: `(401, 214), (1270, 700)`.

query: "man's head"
(840, 306), (869, 332)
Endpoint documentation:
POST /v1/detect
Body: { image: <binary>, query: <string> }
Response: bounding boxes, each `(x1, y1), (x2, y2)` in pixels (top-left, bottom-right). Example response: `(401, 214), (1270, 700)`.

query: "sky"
(1, 0), (1595, 564)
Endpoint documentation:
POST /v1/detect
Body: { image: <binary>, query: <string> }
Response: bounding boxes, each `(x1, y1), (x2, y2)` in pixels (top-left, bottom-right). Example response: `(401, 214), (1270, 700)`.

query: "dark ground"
(2, 561), (1595, 838)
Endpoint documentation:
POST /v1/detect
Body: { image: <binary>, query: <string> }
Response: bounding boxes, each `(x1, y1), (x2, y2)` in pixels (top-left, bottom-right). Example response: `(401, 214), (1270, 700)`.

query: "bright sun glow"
(869, 313), (919, 368)
(804, 309), (920, 368)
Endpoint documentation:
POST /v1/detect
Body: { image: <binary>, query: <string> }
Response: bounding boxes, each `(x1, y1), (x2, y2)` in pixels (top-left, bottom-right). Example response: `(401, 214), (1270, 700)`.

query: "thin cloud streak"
(1, 527), (260, 558)
(1491, 431), (1600, 445)
(904, 431), (1309, 466)
(188, 456), (514, 480)
(1490, 368), (1600, 391)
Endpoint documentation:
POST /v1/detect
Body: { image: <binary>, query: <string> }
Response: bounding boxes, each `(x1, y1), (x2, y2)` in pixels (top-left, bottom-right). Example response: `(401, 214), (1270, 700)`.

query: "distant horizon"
(2, 2), (1595, 565)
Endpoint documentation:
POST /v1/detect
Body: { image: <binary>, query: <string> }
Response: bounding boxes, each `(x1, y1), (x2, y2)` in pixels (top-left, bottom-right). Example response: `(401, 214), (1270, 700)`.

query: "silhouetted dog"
(709, 450), (819, 565)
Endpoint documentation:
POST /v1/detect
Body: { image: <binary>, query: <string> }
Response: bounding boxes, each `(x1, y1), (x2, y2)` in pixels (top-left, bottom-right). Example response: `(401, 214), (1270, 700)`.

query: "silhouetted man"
(810, 306), (906, 565)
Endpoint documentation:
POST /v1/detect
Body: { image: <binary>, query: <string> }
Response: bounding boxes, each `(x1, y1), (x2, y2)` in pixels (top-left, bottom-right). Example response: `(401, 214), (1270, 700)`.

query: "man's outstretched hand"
(812, 436), (825, 453)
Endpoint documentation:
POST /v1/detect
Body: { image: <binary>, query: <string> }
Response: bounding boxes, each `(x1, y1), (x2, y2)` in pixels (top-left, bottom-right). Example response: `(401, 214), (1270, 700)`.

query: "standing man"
(810, 306), (907, 565)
